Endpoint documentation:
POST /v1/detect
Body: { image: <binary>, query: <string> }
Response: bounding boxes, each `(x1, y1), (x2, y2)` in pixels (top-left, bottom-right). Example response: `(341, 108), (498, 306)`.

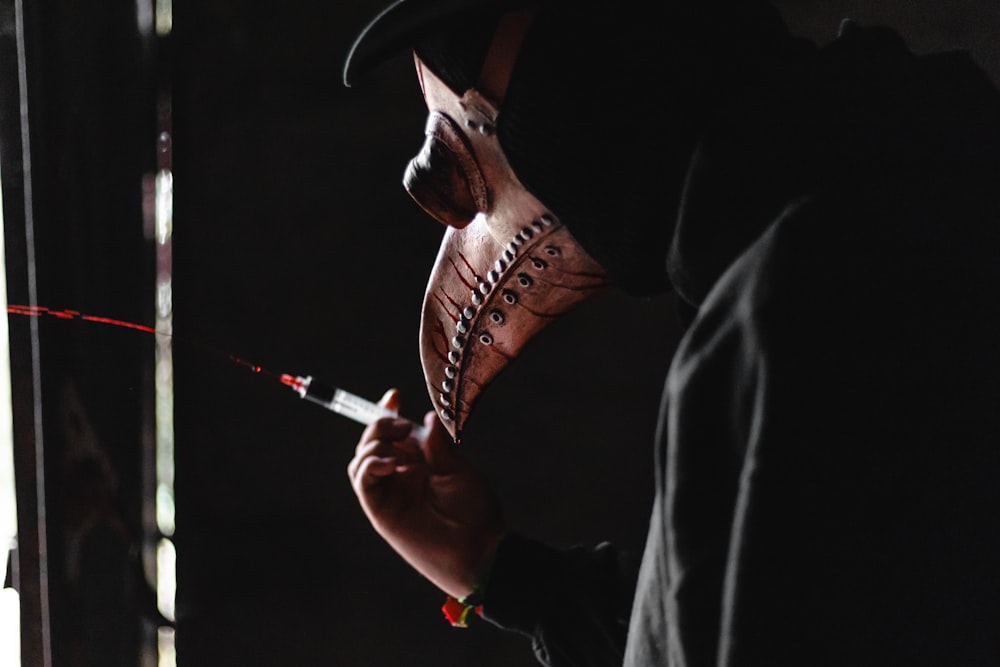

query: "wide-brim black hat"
(343, 0), (534, 87)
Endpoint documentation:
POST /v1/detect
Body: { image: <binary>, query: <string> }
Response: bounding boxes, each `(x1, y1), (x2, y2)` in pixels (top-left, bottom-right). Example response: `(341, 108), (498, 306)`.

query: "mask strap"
(475, 8), (536, 108)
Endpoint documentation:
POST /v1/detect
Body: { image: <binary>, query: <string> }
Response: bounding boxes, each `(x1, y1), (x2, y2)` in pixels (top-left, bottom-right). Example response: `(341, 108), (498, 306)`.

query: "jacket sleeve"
(478, 533), (636, 667)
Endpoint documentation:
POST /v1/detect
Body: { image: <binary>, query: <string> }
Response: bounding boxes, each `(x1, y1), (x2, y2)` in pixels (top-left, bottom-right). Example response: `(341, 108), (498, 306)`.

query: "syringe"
(280, 374), (429, 439)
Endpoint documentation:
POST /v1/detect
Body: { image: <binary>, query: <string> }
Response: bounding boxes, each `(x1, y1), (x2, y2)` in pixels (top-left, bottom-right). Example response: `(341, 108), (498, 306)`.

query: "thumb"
(420, 409), (461, 472)
(378, 387), (401, 415)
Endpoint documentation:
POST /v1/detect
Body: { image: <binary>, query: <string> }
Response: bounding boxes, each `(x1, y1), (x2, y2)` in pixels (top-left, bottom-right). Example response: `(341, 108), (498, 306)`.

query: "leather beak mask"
(407, 12), (610, 440)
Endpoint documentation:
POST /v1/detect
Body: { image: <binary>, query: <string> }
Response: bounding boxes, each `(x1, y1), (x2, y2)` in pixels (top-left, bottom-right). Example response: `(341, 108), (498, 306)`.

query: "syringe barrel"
(295, 375), (429, 439)
(301, 378), (393, 424)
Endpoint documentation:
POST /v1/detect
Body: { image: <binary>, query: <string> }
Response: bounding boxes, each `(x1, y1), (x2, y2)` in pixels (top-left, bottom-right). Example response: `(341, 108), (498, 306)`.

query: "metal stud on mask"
(409, 13), (610, 440)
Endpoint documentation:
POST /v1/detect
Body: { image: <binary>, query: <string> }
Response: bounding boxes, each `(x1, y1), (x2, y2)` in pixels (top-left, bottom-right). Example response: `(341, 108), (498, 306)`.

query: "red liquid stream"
(6, 304), (280, 380)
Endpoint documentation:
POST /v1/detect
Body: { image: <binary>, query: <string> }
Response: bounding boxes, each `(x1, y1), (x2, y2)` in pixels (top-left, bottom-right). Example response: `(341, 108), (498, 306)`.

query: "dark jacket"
(482, 21), (1000, 667)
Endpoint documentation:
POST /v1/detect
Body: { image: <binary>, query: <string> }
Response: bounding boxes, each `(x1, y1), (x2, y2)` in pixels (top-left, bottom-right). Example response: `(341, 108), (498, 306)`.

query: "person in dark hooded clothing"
(344, 1), (1000, 665)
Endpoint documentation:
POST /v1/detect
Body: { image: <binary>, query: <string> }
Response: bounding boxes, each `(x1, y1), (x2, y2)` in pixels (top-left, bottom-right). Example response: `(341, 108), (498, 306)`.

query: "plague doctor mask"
(342, 1), (731, 438)
(405, 10), (610, 439)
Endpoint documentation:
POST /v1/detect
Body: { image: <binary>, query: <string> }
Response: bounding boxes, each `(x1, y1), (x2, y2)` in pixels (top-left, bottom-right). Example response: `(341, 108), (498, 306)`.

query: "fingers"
(349, 413), (423, 489)
(352, 427), (417, 465)
(356, 417), (418, 459)
(352, 450), (400, 483)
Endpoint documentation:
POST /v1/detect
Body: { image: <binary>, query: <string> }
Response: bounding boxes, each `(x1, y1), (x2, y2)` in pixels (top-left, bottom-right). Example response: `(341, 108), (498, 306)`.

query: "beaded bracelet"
(441, 581), (486, 628)
(441, 596), (482, 628)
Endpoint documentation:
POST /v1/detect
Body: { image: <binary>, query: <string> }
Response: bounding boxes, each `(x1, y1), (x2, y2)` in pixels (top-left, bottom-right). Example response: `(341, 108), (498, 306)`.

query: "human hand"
(347, 388), (507, 599)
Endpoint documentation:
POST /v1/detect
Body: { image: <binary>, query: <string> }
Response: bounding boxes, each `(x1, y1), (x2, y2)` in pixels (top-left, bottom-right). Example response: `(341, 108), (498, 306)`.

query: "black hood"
(667, 19), (1000, 307)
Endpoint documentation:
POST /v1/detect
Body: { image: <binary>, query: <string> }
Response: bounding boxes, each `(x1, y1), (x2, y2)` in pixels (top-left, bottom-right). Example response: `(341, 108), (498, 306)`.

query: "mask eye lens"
(402, 112), (488, 229)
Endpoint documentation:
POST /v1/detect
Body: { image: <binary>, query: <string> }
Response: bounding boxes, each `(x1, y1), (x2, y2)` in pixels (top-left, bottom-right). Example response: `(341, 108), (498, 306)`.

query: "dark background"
(6, 1), (999, 665)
